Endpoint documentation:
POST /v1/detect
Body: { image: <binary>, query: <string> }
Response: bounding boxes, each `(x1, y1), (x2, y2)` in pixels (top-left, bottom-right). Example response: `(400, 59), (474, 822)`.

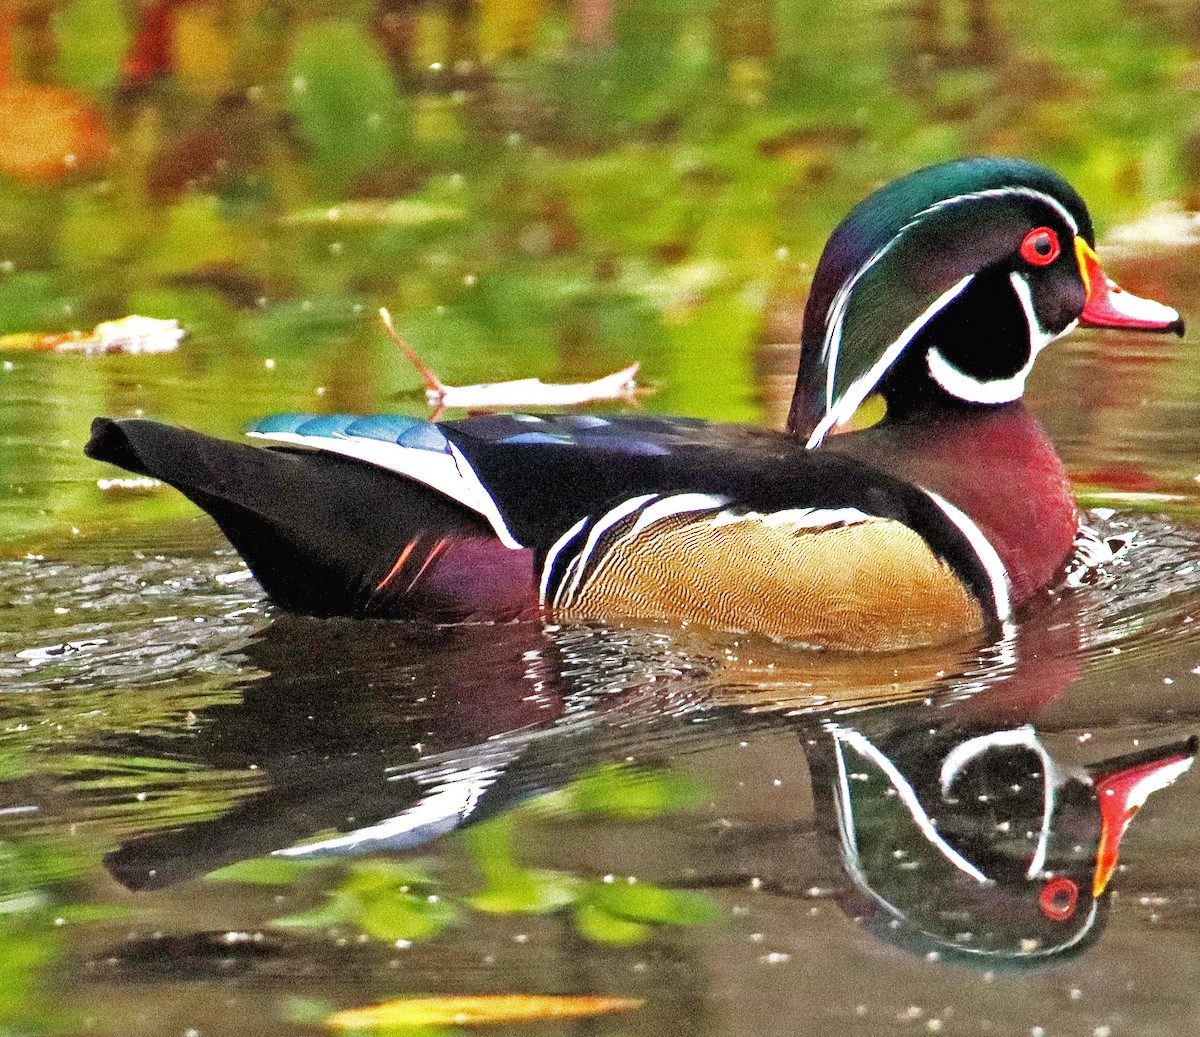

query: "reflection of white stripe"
(833, 726), (990, 884)
(812, 185), (1080, 448)
(808, 275), (974, 448)
(273, 766), (500, 857)
(921, 488), (1012, 625)
(831, 720), (1104, 960)
(539, 517), (588, 605)
(563, 494), (658, 603)
(937, 725), (1080, 879)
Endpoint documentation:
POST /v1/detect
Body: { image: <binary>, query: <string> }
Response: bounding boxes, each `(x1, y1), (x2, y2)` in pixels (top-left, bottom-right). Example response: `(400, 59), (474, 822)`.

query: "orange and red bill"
(1075, 238), (1185, 336)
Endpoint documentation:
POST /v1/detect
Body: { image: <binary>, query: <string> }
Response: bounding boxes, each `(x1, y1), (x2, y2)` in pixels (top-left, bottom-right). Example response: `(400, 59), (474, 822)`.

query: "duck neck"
(821, 403), (1080, 609)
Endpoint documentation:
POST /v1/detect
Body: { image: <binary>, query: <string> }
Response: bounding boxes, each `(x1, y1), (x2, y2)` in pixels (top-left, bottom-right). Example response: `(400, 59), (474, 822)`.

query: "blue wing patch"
(500, 431), (576, 445)
(343, 415), (424, 441)
(396, 423), (449, 451)
(246, 413), (316, 435)
(247, 413), (448, 452)
(294, 415), (361, 438)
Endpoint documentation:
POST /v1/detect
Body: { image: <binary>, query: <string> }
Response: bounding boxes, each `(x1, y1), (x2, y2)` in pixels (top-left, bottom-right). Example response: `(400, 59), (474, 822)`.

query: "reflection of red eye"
(1020, 227), (1061, 266)
(1039, 877), (1079, 921)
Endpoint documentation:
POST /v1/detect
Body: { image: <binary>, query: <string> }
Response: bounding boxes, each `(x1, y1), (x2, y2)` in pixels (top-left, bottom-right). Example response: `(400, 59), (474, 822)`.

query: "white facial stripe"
(920, 488), (1012, 623)
(921, 186), (1078, 236)
(815, 185), (1078, 443)
(539, 516), (588, 605)
(1011, 271), (1056, 353)
(807, 274), (975, 448)
(925, 273), (1076, 405)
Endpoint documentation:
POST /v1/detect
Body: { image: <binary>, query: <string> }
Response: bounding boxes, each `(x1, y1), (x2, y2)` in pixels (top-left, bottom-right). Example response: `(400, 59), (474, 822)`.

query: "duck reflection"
(809, 714), (1194, 966)
(97, 594), (1196, 971)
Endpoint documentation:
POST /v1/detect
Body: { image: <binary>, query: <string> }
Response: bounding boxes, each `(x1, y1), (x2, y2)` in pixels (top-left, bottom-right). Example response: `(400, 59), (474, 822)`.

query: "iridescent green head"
(789, 157), (1183, 446)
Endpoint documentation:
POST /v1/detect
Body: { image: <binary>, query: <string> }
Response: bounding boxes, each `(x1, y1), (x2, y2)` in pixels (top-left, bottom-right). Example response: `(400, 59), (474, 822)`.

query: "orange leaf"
(326, 994), (644, 1029)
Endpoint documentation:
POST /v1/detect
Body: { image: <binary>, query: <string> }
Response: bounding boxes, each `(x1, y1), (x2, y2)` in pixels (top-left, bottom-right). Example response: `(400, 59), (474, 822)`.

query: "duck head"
(820, 723), (1196, 968)
(789, 157), (1184, 446)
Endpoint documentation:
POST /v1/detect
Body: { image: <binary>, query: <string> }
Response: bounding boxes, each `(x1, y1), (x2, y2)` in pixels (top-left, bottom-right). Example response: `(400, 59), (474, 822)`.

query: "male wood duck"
(86, 157), (1183, 650)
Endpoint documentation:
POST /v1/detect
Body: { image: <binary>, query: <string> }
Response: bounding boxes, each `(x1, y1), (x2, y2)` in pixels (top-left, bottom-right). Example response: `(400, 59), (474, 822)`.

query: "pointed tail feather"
(85, 418), (497, 617)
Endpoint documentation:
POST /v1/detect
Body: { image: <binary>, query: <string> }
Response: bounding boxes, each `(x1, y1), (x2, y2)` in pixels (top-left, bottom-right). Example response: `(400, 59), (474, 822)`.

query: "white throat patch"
(926, 272), (1073, 405)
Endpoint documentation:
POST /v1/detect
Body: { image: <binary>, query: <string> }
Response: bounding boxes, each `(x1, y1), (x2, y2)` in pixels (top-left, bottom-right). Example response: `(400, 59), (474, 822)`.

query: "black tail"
(85, 418), (488, 616)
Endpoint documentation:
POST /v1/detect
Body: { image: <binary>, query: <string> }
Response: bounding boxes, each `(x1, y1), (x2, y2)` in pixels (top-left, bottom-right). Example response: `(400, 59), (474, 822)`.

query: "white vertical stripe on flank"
(920, 488), (1012, 623)
(561, 493), (659, 604)
(539, 516), (588, 605)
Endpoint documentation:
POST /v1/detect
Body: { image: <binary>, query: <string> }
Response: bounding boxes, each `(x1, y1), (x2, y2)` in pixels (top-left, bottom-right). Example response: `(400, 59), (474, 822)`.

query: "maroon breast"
(826, 404), (1080, 610)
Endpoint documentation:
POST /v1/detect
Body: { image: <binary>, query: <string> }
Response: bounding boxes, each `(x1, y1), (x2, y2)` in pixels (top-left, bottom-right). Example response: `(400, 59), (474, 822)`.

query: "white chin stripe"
(925, 273), (1069, 405)
(920, 488), (1012, 624)
(926, 347), (1032, 404)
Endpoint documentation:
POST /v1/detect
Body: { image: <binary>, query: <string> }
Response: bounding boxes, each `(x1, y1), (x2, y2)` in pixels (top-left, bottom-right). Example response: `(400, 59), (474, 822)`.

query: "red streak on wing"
(375, 539), (420, 591)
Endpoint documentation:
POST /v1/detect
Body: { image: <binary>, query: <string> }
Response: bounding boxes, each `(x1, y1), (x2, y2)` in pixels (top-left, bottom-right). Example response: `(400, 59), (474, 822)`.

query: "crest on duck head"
(787, 157), (1178, 447)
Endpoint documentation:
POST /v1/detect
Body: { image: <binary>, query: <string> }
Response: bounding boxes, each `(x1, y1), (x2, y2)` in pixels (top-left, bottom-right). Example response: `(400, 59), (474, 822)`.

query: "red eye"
(1020, 227), (1061, 266)
(1038, 877), (1079, 921)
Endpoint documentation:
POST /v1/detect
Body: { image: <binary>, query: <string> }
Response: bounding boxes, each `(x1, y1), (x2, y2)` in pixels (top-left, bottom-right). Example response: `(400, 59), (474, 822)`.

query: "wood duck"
(85, 157), (1183, 650)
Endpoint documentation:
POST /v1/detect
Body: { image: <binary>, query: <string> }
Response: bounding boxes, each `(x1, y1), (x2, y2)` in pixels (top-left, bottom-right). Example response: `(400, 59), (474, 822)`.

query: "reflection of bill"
(100, 597), (1196, 969)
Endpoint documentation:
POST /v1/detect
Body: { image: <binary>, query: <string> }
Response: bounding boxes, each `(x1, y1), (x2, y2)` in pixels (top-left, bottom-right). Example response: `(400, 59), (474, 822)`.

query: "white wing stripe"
(246, 430), (522, 549)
